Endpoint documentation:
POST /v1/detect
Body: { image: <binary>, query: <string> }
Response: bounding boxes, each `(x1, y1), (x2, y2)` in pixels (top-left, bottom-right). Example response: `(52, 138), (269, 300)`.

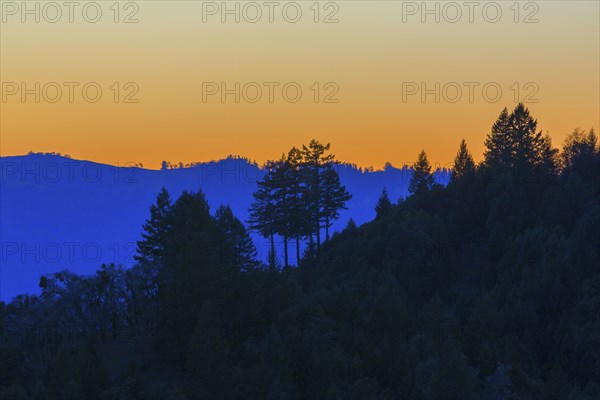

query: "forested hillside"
(1, 104), (599, 399)
(0, 151), (449, 301)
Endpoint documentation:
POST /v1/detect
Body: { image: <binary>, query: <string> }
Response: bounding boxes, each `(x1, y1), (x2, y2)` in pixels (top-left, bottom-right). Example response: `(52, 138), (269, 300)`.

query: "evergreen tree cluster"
(248, 139), (351, 268)
(1, 104), (599, 399)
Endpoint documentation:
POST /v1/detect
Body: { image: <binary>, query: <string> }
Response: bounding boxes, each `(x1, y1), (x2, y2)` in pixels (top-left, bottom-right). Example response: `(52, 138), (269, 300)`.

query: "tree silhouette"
(272, 156), (294, 268)
(158, 189), (229, 361)
(484, 103), (557, 177)
(562, 128), (598, 176)
(248, 161), (279, 270)
(451, 139), (475, 182)
(286, 147), (310, 266)
(375, 188), (392, 218)
(301, 140), (335, 251)
(409, 150), (434, 195)
(484, 107), (512, 170)
(135, 187), (172, 266)
(248, 140), (351, 261)
(320, 163), (351, 241)
(215, 204), (259, 272)
(134, 187), (172, 296)
(345, 218), (357, 231)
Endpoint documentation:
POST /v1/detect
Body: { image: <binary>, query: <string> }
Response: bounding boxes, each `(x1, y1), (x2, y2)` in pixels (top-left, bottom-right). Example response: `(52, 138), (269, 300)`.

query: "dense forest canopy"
(1, 104), (599, 399)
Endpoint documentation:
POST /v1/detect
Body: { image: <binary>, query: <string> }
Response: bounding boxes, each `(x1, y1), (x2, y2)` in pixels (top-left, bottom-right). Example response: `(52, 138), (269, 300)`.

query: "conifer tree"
(248, 161), (279, 270)
(135, 187), (172, 266)
(321, 163), (351, 241)
(451, 139), (476, 182)
(248, 140), (351, 262)
(345, 218), (357, 231)
(536, 133), (559, 176)
(374, 187), (392, 218)
(286, 147), (309, 266)
(409, 150), (434, 195)
(300, 140), (350, 250)
(158, 189), (227, 361)
(484, 107), (512, 170)
(271, 156), (293, 268)
(214, 205), (259, 272)
(134, 187), (172, 297)
(484, 103), (557, 176)
(301, 140), (335, 250)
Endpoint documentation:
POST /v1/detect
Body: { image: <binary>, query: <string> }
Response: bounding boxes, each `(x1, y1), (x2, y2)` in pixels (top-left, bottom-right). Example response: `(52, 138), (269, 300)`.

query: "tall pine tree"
(301, 140), (335, 251)
(286, 147), (310, 266)
(248, 161), (279, 270)
(135, 187), (172, 266)
(484, 107), (512, 170)
(451, 139), (476, 182)
(272, 156), (293, 268)
(134, 187), (172, 296)
(301, 140), (351, 252)
(409, 150), (434, 195)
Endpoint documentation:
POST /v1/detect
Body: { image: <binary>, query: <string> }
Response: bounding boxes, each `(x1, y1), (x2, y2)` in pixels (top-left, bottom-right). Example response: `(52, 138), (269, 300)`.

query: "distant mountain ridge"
(0, 153), (450, 300)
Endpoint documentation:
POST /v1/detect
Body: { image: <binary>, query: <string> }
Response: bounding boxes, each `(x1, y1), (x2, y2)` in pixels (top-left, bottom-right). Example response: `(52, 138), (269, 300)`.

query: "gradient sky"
(1, 0), (598, 169)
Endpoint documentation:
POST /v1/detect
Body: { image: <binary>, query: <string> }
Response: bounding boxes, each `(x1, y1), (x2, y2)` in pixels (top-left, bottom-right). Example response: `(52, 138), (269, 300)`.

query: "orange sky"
(1, 1), (598, 169)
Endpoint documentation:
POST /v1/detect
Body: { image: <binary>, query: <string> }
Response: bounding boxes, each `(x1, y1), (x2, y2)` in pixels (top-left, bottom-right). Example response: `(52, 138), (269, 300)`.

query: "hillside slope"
(0, 154), (449, 300)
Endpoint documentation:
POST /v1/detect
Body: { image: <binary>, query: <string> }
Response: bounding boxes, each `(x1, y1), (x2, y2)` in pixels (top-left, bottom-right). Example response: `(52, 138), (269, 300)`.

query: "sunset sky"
(1, 0), (598, 169)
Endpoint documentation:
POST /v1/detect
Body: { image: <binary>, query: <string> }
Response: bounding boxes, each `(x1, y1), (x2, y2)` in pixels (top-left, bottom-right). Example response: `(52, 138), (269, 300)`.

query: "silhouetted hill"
(0, 154), (449, 300)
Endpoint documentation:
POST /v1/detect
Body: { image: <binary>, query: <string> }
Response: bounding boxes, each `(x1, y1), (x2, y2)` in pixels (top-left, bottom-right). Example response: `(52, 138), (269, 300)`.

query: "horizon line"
(0, 152), (455, 173)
